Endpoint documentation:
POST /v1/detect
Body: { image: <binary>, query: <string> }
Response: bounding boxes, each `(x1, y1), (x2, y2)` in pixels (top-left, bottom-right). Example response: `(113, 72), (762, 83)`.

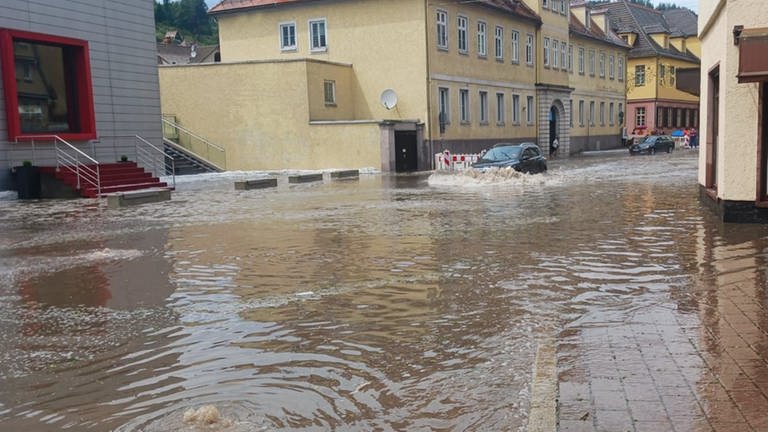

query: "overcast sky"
(203, 0), (699, 13)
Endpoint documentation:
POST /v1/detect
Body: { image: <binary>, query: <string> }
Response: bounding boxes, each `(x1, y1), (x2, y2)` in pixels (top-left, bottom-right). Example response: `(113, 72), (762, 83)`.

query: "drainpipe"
(424, 0), (434, 170)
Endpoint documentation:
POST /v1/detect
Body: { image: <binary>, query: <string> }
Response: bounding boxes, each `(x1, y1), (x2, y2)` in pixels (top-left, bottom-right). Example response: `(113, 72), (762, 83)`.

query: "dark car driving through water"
(629, 135), (675, 155)
(471, 143), (548, 174)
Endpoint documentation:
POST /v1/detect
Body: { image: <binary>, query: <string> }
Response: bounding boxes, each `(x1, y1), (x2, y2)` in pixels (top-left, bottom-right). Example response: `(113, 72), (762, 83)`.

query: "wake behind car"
(629, 135), (675, 155)
(472, 143), (547, 174)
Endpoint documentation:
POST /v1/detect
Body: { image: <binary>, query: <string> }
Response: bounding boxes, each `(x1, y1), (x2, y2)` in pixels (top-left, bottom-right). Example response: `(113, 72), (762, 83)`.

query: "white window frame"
(589, 101), (595, 125)
(568, 44), (573, 72)
(599, 52), (605, 78)
(526, 34), (534, 65)
(495, 26), (504, 61)
(496, 92), (505, 124)
(609, 102), (615, 126)
(324, 80), (336, 105)
(477, 21), (487, 57)
(552, 39), (558, 68)
(609, 54), (615, 80)
(309, 18), (327, 52)
(635, 64), (645, 86)
(512, 94), (520, 124)
(561, 0), (567, 14)
(600, 101), (605, 125)
(578, 47), (585, 74)
(561, 42), (567, 71)
(279, 21), (297, 51)
(619, 103), (624, 124)
(618, 57), (625, 82)
(459, 88), (470, 123)
(437, 9), (448, 50)
(579, 100), (585, 126)
(457, 15), (468, 54)
(511, 30), (519, 63)
(589, 49), (595, 76)
(526, 96), (534, 124)
(543, 37), (550, 67)
(636, 106), (646, 127)
(479, 90), (488, 124)
(543, 0), (549, 9)
(439, 87), (450, 125)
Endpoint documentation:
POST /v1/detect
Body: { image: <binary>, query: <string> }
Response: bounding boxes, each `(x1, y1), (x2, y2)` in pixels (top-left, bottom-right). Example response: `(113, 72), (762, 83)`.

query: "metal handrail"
(34, 135), (102, 196)
(134, 135), (175, 189)
(161, 117), (226, 169)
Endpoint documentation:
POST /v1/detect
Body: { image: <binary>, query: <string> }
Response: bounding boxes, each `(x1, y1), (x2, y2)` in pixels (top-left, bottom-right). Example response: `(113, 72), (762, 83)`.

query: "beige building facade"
(698, 0), (768, 222)
(159, 0), (628, 173)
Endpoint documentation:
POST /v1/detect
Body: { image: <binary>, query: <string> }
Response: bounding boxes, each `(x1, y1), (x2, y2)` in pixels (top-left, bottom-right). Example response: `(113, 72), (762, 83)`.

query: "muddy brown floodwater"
(1, 151), (767, 431)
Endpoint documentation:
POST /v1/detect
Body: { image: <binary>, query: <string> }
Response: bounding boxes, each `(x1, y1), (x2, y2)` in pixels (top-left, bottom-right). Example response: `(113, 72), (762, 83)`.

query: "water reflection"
(1, 153), (767, 430)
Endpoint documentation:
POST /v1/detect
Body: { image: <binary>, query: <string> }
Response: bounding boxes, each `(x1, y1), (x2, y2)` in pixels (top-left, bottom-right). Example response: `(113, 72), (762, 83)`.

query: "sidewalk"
(557, 269), (768, 431)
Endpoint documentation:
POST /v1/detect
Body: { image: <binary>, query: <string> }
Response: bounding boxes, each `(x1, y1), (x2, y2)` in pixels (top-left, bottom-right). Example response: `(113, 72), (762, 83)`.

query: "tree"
(155, 0), (218, 44)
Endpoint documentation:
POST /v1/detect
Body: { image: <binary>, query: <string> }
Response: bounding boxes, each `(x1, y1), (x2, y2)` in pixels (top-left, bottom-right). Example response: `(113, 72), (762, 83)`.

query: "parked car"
(472, 143), (547, 173)
(629, 135), (675, 155)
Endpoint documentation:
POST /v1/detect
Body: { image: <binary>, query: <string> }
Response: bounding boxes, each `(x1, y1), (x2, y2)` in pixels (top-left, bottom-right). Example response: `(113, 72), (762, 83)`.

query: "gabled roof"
(594, 0), (699, 63)
(210, 0), (541, 24)
(569, 11), (629, 49)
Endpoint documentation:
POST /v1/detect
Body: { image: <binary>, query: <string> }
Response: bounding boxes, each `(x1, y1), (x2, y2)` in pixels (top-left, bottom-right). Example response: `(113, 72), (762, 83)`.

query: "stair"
(40, 162), (168, 198)
(164, 144), (220, 175)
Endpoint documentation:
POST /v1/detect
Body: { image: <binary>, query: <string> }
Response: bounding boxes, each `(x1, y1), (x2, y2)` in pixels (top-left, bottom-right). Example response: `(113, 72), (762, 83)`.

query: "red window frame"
(0, 29), (96, 141)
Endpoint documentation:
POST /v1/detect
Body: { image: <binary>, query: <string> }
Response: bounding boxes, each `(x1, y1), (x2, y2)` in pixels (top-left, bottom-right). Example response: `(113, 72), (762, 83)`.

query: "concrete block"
(107, 188), (171, 208)
(330, 170), (359, 180)
(288, 173), (323, 184)
(235, 178), (278, 190)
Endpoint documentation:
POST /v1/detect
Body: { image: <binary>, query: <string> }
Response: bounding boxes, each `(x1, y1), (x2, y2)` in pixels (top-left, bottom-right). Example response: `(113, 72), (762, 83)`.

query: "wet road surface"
(1, 151), (768, 431)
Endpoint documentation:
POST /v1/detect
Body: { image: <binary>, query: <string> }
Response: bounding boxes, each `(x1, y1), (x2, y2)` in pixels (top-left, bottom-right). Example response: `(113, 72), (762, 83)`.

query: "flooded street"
(2, 151), (768, 431)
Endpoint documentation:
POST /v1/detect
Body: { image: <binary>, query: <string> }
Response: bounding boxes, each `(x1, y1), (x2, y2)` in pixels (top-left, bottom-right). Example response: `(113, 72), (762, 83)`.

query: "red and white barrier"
(434, 151), (480, 171)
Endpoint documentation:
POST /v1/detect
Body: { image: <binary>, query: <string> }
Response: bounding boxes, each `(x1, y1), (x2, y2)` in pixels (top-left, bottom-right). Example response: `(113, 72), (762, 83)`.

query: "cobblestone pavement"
(558, 264), (768, 431)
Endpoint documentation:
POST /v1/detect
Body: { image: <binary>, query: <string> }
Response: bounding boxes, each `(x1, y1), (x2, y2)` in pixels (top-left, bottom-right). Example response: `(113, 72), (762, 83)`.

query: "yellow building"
(159, 0), (630, 172)
(595, 0), (699, 138)
(698, 0), (768, 222)
(567, 2), (628, 152)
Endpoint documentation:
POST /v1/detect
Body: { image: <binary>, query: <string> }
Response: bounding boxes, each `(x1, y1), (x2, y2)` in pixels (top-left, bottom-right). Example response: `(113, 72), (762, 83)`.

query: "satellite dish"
(380, 89), (398, 110)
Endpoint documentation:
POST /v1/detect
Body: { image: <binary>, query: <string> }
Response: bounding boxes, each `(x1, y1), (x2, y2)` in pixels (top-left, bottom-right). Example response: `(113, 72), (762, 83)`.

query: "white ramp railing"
(434, 151), (480, 171)
(134, 135), (175, 189)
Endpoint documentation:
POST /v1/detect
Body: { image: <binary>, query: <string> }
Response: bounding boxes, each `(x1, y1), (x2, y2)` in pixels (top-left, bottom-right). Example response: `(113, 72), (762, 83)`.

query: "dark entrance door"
(549, 106), (558, 149)
(707, 67), (719, 190)
(395, 131), (418, 172)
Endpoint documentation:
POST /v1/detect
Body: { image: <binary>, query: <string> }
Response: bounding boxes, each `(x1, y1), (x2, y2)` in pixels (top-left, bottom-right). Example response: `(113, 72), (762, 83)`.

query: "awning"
(738, 27), (768, 83)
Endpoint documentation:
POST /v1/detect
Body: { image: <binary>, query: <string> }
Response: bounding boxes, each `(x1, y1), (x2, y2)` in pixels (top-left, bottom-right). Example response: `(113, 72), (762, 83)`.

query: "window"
(589, 101), (595, 125)
(659, 64), (666, 85)
(619, 103), (624, 124)
(561, 42), (567, 71)
(568, 44), (573, 72)
(569, 99), (573, 127)
(526, 96), (534, 124)
(635, 64), (645, 86)
(578, 47), (585, 74)
(323, 80), (336, 105)
(636, 107), (646, 127)
(589, 49), (595, 76)
(526, 34), (534, 65)
(479, 91), (488, 123)
(618, 57), (624, 81)
(0, 29), (96, 140)
(512, 94), (520, 123)
(543, 0), (549, 9)
(552, 39), (558, 68)
(457, 15), (468, 53)
(437, 10), (448, 49)
(609, 102), (615, 125)
(561, 0), (567, 14)
(495, 26), (504, 60)
(279, 22), (296, 50)
(669, 66), (676, 86)
(543, 37), (550, 67)
(459, 89), (470, 123)
(579, 100), (585, 126)
(439, 87), (450, 125)
(599, 52), (605, 78)
(511, 31), (520, 63)
(551, 0), (559, 12)
(609, 55), (615, 79)
(600, 101), (605, 125)
(477, 21), (487, 57)
(496, 93), (505, 124)
(309, 19), (327, 51)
